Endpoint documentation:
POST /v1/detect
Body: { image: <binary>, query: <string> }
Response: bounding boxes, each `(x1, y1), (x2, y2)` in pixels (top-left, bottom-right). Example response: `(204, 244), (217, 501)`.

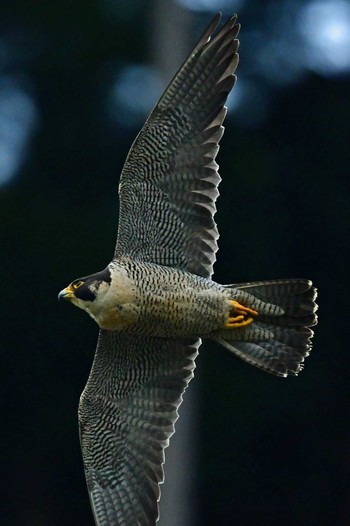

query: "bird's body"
(101, 261), (229, 335)
(58, 13), (317, 526)
(70, 259), (231, 335)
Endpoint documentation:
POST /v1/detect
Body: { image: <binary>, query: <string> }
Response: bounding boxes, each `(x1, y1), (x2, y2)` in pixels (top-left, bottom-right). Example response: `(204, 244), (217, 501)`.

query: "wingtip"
(207, 13), (240, 50)
(203, 12), (222, 43)
(206, 12), (240, 41)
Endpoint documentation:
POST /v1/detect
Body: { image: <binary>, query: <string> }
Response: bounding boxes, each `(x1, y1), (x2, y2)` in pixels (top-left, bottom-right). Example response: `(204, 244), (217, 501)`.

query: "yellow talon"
(228, 314), (244, 323)
(224, 300), (258, 329)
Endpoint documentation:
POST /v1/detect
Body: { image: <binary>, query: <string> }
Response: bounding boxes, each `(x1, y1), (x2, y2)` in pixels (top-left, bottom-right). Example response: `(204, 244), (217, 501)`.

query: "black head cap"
(73, 267), (111, 302)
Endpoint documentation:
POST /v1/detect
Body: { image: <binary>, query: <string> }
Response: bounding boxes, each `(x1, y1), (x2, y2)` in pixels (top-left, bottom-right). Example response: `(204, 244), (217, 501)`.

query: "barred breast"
(100, 258), (230, 336)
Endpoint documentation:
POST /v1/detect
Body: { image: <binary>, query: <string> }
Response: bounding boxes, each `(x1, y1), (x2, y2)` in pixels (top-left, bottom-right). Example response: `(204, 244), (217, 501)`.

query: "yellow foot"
(224, 300), (258, 329)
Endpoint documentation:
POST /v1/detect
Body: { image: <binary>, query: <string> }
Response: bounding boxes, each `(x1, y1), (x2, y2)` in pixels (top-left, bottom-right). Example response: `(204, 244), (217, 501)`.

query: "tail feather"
(212, 279), (317, 377)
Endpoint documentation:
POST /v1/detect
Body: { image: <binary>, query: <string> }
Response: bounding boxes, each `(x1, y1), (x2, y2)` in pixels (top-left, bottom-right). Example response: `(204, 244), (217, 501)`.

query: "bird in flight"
(58, 13), (317, 526)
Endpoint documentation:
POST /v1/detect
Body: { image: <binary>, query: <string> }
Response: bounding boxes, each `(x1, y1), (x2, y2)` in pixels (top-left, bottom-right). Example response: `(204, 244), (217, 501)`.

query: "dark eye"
(72, 280), (84, 290)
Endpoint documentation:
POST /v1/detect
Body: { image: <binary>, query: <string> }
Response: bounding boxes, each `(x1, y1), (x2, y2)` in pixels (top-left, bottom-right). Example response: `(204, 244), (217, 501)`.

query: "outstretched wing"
(79, 15), (239, 525)
(115, 14), (240, 278)
(79, 331), (199, 525)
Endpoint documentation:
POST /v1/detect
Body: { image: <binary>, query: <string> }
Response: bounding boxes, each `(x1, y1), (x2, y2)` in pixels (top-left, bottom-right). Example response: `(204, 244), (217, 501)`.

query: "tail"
(211, 279), (318, 377)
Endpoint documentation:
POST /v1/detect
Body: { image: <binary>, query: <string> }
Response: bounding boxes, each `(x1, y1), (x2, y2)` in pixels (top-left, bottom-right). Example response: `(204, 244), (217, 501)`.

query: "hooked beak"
(58, 285), (74, 302)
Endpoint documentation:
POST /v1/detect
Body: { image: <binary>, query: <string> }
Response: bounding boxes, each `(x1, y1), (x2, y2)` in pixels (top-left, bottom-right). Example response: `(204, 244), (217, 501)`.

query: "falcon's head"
(58, 268), (112, 317)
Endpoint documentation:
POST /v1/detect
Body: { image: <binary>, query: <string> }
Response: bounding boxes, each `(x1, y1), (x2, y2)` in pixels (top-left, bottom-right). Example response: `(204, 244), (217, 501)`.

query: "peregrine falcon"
(58, 13), (317, 526)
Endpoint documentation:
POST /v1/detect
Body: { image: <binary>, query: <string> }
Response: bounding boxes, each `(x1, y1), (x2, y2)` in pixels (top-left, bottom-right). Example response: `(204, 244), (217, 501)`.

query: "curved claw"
(224, 300), (258, 329)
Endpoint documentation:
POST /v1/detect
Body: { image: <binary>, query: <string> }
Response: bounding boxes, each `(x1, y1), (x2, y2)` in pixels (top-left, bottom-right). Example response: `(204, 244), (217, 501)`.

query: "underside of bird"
(60, 266), (317, 377)
(58, 12), (319, 526)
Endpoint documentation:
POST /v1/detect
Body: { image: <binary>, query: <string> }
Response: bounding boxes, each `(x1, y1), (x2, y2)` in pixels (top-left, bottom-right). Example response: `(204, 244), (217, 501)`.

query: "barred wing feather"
(115, 14), (240, 278)
(79, 331), (199, 525)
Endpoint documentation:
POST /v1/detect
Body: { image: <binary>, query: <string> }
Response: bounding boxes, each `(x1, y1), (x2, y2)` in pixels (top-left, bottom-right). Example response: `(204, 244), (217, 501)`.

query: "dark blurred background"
(1, 0), (349, 524)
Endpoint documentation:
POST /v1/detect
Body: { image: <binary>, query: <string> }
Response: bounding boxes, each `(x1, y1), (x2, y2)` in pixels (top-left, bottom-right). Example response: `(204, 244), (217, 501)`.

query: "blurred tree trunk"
(149, 2), (197, 525)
